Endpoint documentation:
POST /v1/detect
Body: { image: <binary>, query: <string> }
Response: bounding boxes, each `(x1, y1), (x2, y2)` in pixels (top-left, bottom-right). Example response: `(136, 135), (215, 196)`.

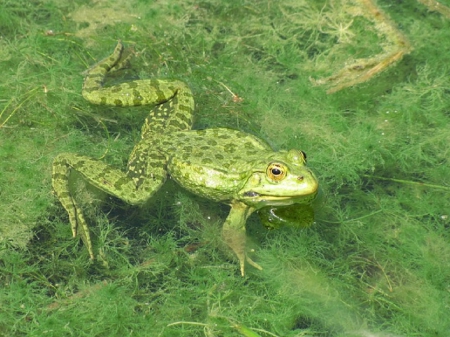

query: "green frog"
(52, 42), (319, 276)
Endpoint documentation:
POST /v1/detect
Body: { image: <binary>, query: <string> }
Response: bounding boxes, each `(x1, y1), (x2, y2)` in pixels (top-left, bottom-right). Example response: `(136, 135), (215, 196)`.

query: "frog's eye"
(287, 149), (307, 164)
(300, 151), (307, 162)
(266, 163), (287, 181)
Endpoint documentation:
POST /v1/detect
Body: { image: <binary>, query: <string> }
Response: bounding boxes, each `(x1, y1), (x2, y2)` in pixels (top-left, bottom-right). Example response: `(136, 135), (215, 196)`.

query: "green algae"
(0, 0), (449, 336)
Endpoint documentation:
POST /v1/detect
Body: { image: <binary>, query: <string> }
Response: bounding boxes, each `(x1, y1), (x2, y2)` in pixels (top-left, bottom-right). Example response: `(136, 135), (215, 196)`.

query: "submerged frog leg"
(222, 201), (262, 276)
(52, 149), (167, 258)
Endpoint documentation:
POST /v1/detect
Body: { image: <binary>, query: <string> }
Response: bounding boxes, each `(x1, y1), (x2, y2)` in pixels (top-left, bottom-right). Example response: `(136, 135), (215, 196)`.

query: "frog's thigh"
(56, 153), (163, 205)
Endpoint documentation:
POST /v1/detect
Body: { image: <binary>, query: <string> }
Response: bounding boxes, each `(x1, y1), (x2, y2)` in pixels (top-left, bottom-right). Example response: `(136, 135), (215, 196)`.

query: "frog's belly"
(167, 158), (245, 202)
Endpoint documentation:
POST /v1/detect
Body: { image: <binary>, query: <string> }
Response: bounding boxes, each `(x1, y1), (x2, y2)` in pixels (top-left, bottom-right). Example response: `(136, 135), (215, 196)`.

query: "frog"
(52, 42), (319, 276)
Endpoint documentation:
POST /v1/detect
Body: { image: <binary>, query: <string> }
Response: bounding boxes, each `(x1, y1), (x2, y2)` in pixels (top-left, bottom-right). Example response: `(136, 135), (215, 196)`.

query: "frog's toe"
(246, 255), (263, 272)
(238, 255), (263, 276)
(240, 260), (245, 277)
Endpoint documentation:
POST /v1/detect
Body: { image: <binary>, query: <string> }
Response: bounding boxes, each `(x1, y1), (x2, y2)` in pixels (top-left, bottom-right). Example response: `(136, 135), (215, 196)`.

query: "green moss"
(0, 0), (449, 336)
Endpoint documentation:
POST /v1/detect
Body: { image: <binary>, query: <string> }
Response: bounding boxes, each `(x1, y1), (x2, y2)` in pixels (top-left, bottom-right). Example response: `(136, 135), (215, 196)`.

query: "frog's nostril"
(297, 176), (304, 181)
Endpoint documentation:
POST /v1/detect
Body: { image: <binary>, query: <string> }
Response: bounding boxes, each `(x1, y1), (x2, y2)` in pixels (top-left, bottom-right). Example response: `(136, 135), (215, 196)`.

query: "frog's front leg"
(222, 201), (262, 276)
(52, 151), (166, 259)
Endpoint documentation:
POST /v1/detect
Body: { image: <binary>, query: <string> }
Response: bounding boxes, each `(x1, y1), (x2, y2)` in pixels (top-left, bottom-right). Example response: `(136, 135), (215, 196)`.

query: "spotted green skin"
(52, 42), (319, 276)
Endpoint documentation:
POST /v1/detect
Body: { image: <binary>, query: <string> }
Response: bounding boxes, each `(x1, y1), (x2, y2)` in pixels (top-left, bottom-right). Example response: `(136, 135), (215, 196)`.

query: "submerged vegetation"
(1, 0), (449, 336)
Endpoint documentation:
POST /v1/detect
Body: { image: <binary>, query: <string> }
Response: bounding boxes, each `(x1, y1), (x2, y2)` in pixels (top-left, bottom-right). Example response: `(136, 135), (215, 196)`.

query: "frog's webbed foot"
(108, 42), (134, 73)
(52, 156), (95, 260)
(222, 202), (260, 276)
(52, 152), (166, 260)
(82, 41), (125, 76)
(82, 42), (137, 102)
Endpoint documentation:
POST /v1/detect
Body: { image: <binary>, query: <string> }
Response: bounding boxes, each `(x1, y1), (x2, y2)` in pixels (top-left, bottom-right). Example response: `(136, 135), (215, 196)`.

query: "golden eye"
(266, 162), (287, 181)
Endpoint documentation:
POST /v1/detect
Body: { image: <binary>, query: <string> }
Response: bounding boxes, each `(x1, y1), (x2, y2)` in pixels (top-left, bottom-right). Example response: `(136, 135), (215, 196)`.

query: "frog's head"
(238, 149), (319, 209)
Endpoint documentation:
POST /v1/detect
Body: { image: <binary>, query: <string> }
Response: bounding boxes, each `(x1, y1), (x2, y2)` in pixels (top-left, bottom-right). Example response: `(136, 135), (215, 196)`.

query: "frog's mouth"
(242, 191), (317, 207)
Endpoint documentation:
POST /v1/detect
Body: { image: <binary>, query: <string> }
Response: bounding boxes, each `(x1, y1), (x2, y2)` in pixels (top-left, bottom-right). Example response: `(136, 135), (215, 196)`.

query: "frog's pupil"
(272, 168), (281, 175)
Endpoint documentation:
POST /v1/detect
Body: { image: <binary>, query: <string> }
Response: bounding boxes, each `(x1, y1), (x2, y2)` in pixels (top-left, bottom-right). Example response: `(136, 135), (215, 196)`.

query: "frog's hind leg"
(82, 42), (195, 116)
(52, 156), (96, 259)
(52, 152), (166, 259)
(140, 92), (194, 137)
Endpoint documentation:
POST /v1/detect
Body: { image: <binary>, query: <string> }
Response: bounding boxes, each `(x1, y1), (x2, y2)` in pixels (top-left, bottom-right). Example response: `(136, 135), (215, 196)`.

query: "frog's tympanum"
(52, 42), (319, 276)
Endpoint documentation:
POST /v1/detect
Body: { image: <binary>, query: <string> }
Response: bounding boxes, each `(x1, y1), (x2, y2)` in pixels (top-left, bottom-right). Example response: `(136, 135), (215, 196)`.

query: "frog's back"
(157, 128), (273, 201)
(162, 128), (272, 169)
